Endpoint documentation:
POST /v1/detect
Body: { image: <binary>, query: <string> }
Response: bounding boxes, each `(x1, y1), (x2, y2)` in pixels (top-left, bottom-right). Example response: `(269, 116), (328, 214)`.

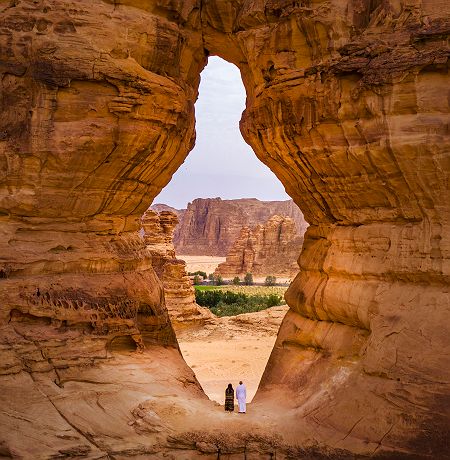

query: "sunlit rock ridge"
(0, 0), (448, 458)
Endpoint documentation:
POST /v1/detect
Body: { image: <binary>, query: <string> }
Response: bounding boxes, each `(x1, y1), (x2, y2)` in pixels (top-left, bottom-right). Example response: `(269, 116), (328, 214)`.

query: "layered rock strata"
(141, 209), (212, 330)
(216, 215), (303, 278)
(0, 0), (449, 458)
(0, 0), (206, 355)
(173, 197), (307, 256)
(201, 1), (450, 455)
(0, 1), (205, 455)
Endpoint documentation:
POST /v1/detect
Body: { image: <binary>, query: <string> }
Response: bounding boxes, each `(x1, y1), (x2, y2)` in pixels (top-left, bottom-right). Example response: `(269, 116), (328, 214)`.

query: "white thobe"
(236, 384), (247, 413)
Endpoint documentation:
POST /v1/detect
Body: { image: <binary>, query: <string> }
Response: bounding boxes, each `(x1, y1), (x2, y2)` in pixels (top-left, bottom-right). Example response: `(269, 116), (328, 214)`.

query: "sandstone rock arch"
(0, 1), (448, 457)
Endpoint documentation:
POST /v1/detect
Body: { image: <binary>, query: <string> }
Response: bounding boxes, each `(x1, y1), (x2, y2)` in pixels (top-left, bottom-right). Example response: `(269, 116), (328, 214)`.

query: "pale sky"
(154, 56), (290, 209)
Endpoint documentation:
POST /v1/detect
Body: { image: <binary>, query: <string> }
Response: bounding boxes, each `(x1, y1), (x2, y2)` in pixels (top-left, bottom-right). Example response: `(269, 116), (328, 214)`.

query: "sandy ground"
(179, 337), (276, 405)
(179, 255), (226, 275)
(177, 306), (288, 406)
(179, 255), (293, 284)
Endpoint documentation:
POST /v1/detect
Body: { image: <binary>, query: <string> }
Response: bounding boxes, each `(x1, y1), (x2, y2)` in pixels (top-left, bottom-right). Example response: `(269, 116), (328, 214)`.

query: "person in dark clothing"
(225, 383), (234, 412)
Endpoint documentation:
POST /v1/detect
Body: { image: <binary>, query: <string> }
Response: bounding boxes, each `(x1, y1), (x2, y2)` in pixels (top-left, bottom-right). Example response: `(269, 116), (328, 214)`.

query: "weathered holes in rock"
(109, 47), (128, 59)
(138, 302), (157, 317)
(9, 309), (52, 326)
(48, 245), (75, 253)
(419, 62), (448, 75)
(108, 335), (138, 353)
(54, 20), (76, 34)
(35, 18), (51, 32)
(48, 245), (66, 253)
(263, 62), (276, 83)
(281, 339), (331, 357)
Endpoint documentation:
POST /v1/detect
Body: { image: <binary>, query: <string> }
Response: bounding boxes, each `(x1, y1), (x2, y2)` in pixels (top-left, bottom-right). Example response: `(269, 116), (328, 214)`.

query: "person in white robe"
(236, 380), (246, 413)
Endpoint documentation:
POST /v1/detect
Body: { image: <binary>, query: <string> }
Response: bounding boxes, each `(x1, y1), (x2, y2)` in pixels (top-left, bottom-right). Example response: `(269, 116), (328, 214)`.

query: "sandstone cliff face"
(216, 215), (303, 278)
(202, 1), (450, 455)
(0, 0), (449, 458)
(141, 209), (212, 330)
(0, 2), (206, 455)
(0, 0), (206, 355)
(174, 197), (307, 255)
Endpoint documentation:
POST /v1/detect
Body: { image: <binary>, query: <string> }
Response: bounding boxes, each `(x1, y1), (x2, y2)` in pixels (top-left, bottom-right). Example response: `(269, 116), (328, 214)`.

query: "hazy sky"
(154, 56), (289, 209)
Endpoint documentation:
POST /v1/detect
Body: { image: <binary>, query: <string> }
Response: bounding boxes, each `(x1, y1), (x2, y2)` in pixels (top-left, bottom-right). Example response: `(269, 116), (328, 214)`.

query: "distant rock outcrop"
(215, 216), (303, 278)
(173, 198), (307, 256)
(141, 210), (212, 330)
(151, 203), (185, 220)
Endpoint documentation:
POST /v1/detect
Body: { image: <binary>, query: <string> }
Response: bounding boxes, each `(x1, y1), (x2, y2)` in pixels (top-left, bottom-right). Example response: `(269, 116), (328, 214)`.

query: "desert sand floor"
(179, 255), (226, 275)
(179, 337), (276, 405)
(177, 305), (288, 406)
(180, 254), (293, 284)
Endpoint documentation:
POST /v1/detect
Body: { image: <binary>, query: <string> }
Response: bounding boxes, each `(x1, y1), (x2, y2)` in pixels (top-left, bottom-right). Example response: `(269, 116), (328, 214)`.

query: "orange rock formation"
(141, 209), (212, 330)
(0, 1), (448, 458)
(173, 197), (307, 256)
(216, 215), (303, 278)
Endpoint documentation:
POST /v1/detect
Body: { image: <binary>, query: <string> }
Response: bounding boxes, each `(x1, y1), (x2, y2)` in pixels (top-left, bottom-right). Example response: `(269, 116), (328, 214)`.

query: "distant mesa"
(151, 197), (308, 257)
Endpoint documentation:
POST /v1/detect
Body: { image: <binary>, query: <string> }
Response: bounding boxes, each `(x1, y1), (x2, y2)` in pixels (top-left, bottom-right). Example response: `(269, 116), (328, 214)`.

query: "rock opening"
(0, 1), (448, 458)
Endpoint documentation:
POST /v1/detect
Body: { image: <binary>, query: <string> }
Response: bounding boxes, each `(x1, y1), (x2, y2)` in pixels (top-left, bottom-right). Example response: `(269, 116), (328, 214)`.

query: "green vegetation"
(193, 274), (202, 285)
(205, 273), (224, 286)
(194, 285), (222, 291)
(189, 270), (207, 279)
(195, 287), (285, 317)
(232, 276), (241, 285)
(264, 275), (277, 286)
(194, 285), (287, 296)
(244, 272), (254, 285)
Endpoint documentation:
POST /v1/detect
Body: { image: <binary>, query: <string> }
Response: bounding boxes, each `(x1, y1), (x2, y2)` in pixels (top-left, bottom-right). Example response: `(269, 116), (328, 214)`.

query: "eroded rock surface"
(0, 1), (205, 455)
(216, 215), (303, 278)
(200, 1), (450, 455)
(0, 0), (449, 458)
(173, 197), (307, 256)
(0, 0), (205, 358)
(141, 209), (213, 330)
